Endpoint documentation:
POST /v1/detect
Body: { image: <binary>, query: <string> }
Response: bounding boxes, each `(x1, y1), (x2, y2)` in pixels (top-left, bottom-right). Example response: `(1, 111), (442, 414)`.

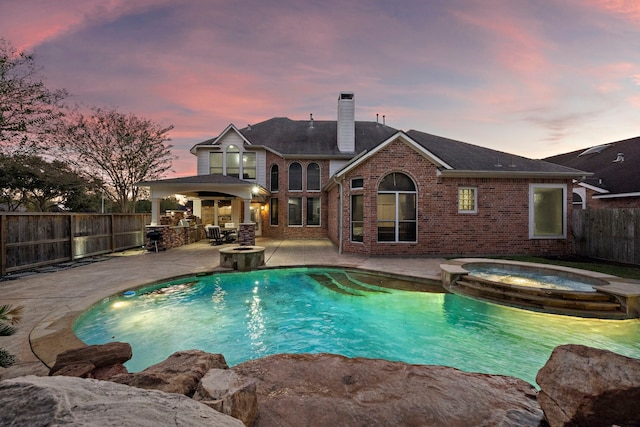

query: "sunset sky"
(1, 0), (639, 177)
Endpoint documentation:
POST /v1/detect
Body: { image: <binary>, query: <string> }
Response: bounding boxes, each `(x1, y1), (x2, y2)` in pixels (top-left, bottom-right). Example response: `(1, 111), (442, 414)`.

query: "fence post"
(69, 214), (75, 261)
(110, 214), (115, 253)
(0, 215), (6, 277)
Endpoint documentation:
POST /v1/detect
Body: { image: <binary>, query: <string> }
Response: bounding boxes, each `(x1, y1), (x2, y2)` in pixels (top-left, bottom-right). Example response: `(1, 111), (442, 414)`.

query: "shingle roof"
(194, 117), (398, 156)
(406, 129), (583, 174)
(192, 117), (586, 175)
(544, 136), (640, 194)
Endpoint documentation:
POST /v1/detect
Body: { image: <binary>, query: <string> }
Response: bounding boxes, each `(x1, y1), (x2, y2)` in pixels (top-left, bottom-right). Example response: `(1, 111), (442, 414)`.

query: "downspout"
(335, 177), (343, 254)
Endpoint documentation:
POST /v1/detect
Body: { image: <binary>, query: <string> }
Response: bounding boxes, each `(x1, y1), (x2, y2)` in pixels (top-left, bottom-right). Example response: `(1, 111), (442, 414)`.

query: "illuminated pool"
(73, 267), (640, 385)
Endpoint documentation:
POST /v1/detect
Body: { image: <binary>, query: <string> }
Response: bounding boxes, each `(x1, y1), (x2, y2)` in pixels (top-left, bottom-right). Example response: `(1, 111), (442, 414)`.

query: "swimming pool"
(73, 267), (640, 386)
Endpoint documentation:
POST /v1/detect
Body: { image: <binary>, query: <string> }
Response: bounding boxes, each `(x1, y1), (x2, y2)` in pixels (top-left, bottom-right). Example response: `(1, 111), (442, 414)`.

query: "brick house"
(140, 92), (586, 257)
(544, 137), (640, 209)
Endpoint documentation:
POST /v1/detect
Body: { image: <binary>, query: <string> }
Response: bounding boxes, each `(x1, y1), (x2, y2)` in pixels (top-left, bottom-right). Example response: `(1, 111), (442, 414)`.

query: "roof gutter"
(593, 191), (640, 199)
(436, 170), (592, 179)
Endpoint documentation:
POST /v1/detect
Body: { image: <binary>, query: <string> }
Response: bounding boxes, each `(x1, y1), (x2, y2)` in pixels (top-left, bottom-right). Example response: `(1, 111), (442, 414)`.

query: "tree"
(61, 107), (174, 213)
(0, 39), (68, 154)
(0, 153), (99, 212)
(0, 304), (23, 368)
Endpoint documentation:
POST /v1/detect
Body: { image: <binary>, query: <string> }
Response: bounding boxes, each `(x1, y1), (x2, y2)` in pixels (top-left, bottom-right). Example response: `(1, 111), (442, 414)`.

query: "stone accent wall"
(238, 223), (255, 246)
(145, 225), (204, 251)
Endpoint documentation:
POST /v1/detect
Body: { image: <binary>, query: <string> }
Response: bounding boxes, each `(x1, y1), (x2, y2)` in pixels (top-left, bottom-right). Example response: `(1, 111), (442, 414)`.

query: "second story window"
(226, 145), (240, 178)
(243, 152), (256, 179)
(289, 162), (302, 191)
(307, 163), (320, 191)
(210, 152), (223, 174)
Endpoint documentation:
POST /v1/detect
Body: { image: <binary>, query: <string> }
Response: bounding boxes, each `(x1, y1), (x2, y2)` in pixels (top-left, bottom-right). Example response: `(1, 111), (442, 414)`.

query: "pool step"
(307, 273), (361, 296)
(307, 272), (390, 296)
(451, 278), (626, 319)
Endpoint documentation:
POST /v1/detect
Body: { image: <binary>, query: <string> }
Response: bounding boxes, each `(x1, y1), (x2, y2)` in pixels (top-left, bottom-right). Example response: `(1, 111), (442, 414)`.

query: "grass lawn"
(497, 256), (640, 281)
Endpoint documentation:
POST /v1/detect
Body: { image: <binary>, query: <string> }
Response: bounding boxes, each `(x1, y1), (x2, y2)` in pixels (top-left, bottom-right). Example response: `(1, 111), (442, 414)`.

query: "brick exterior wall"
(262, 152), (330, 239)
(263, 138), (575, 257)
(334, 139), (574, 257)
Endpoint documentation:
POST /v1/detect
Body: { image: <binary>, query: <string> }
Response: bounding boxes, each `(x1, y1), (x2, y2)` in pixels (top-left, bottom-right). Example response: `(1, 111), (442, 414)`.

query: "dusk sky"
(1, 0), (639, 177)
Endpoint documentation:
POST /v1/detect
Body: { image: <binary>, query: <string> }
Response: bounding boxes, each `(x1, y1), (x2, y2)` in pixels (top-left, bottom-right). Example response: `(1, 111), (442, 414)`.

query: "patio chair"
(222, 223), (237, 243)
(205, 225), (224, 245)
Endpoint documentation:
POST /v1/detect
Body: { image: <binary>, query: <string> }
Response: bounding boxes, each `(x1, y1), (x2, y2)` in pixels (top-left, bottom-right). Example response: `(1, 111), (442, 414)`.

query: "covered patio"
(137, 174), (269, 227)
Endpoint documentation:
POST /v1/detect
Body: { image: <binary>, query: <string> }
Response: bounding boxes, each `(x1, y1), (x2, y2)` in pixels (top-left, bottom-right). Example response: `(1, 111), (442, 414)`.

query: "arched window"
(270, 164), (279, 192)
(377, 172), (417, 242)
(572, 192), (584, 210)
(306, 163), (320, 191)
(226, 145), (240, 178)
(288, 162), (302, 191)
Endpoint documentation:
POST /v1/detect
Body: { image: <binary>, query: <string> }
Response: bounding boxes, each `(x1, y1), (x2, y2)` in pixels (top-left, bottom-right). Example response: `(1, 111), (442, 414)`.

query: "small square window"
(351, 178), (364, 189)
(458, 187), (477, 213)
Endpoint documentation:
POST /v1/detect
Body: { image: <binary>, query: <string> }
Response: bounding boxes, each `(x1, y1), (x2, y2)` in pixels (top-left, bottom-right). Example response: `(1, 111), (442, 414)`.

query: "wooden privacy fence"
(0, 213), (151, 276)
(572, 208), (640, 266)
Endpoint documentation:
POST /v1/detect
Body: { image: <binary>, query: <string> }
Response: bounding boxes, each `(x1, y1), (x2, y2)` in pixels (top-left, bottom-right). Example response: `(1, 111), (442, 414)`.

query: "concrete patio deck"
(0, 238), (445, 379)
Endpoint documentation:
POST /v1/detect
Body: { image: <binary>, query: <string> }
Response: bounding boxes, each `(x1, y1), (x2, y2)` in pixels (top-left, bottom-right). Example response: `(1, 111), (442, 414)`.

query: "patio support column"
(243, 198), (251, 224)
(150, 198), (161, 225)
(192, 198), (202, 219)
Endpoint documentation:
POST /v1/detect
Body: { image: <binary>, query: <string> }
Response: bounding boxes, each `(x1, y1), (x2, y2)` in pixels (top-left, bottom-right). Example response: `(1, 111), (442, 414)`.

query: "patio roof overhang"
(137, 174), (270, 201)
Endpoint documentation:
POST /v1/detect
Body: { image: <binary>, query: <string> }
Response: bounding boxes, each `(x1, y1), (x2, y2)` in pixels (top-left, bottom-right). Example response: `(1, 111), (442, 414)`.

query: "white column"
(192, 198), (202, 219)
(243, 198), (251, 223)
(151, 198), (161, 225)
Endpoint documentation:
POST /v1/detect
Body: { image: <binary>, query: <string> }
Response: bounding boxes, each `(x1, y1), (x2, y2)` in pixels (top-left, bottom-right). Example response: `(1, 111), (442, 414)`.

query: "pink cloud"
(587, 0), (640, 24)
(0, 0), (170, 51)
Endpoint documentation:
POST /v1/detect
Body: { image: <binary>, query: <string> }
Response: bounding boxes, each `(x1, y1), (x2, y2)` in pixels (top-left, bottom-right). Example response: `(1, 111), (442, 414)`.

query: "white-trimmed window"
(351, 194), (364, 242)
(306, 197), (321, 226)
(243, 152), (256, 179)
(288, 163), (302, 191)
(288, 197), (302, 226)
(307, 163), (321, 191)
(210, 152), (223, 174)
(226, 145), (240, 178)
(270, 198), (279, 226)
(210, 147), (254, 179)
(377, 172), (417, 242)
(351, 177), (364, 189)
(458, 187), (477, 213)
(270, 164), (279, 192)
(529, 184), (566, 238)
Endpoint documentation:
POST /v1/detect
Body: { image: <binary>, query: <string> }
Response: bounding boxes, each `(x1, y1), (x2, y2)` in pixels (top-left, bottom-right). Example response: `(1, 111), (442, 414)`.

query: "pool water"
(465, 265), (599, 292)
(73, 267), (640, 386)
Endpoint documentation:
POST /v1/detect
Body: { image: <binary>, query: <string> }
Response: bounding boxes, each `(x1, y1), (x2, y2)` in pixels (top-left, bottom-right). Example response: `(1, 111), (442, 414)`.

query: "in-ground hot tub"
(441, 259), (640, 319)
(219, 245), (265, 271)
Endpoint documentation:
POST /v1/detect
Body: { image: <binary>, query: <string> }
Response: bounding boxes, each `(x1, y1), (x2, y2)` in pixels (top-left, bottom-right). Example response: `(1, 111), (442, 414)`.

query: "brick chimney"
(337, 92), (355, 152)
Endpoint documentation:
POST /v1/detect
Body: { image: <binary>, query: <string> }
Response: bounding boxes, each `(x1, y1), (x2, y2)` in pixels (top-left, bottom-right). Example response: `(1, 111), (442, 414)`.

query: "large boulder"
(194, 369), (258, 426)
(0, 375), (244, 427)
(536, 344), (640, 427)
(49, 342), (132, 378)
(232, 353), (543, 427)
(109, 349), (228, 396)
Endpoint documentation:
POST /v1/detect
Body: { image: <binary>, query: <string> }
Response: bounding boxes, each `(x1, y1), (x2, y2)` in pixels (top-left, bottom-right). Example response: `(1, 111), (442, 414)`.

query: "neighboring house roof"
(544, 136), (640, 197)
(191, 117), (399, 157)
